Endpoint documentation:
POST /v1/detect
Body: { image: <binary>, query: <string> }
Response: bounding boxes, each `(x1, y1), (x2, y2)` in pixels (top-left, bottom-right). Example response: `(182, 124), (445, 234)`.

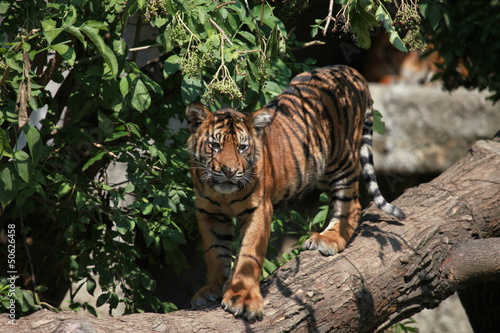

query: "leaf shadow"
(257, 255), (320, 332)
(354, 213), (414, 264)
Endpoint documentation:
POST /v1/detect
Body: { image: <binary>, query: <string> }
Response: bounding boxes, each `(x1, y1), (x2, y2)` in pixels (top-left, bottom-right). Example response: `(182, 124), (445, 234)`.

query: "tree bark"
(2, 138), (499, 333)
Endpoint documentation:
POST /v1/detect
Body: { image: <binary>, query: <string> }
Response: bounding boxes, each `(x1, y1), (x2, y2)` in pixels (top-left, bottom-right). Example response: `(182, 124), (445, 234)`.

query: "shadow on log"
(2, 137), (499, 332)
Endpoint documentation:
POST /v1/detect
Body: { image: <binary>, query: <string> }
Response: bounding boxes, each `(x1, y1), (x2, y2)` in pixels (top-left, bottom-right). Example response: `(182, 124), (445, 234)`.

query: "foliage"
(309, 0), (500, 102)
(420, 0), (500, 102)
(0, 0), (307, 317)
(1, 0), (497, 320)
(0, 277), (44, 315)
(384, 317), (420, 333)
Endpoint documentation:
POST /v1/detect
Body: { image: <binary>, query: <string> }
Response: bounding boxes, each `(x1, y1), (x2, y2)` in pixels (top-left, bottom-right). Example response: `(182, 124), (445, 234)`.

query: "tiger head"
(186, 103), (272, 194)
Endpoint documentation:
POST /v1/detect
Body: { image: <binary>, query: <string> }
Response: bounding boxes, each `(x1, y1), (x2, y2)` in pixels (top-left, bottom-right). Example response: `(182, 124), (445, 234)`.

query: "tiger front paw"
(221, 285), (264, 322)
(191, 285), (223, 308)
(302, 232), (344, 256)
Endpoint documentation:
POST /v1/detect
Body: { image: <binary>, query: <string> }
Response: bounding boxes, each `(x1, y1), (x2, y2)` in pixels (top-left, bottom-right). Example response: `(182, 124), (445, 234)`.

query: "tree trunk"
(458, 281), (500, 333)
(2, 137), (499, 333)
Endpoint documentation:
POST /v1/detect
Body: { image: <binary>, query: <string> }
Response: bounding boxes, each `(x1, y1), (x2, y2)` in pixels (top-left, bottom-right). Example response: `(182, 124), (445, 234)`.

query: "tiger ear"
(186, 103), (211, 133)
(250, 109), (273, 135)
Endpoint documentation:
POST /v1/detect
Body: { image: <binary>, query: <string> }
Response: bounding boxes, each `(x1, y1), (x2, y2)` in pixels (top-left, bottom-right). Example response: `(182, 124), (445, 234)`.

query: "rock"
(370, 84), (500, 173)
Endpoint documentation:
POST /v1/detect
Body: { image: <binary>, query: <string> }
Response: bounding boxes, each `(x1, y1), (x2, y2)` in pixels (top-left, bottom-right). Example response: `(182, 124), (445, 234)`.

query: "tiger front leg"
(191, 213), (234, 308)
(221, 202), (272, 321)
(303, 183), (362, 256)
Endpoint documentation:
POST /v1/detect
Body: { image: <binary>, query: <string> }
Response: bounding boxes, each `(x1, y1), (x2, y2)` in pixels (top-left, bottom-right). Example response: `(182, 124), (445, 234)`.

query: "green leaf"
(52, 43), (76, 66)
(141, 202), (154, 215)
(41, 18), (62, 44)
(80, 24), (119, 77)
(181, 76), (202, 105)
(262, 80), (283, 100)
(422, 3), (443, 31)
(96, 293), (110, 307)
(14, 150), (32, 183)
(57, 182), (72, 199)
(131, 79), (151, 112)
(124, 183), (135, 193)
(126, 122), (141, 137)
(86, 278), (97, 296)
(23, 124), (42, 166)
(373, 109), (386, 135)
(5, 53), (23, 73)
(98, 111), (114, 138)
(140, 73), (162, 95)
(83, 20), (109, 30)
(0, 129), (14, 158)
(62, 6), (77, 27)
(237, 31), (255, 45)
(312, 207), (328, 225)
(163, 54), (181, 78)
(119, 74), (133, 97)
(82, 150), (107, 172)
(353, 26), (371, 49)
(108, 292), (119, 309)
(0, 1), (10, 14)
(375, 5), (408, 53)
(137, 0), (146, 9)
(63, 26), (87, 48)
(116, 217), (135, 235)
(75, 190), (86, 211)
(0, 165), (19, 207)
(140, 273), (156, 290)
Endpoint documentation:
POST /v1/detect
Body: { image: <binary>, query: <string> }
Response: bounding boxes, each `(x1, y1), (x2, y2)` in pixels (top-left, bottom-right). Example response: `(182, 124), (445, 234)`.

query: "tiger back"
(186, 65), (405, 321)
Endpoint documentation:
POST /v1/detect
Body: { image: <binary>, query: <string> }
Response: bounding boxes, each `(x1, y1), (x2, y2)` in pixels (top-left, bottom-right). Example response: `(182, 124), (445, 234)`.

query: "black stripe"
(241, 254), (262, 268)
(236, 206), (258, 217)
(217, 254), (233, 259)
(200, 193), (221, 206)
(230, 179), (259, 204)
(331, 193), (356, 202)
(205, 244), (231, 253)
(329, 172), (358, 189)
(210, 230), (234, 241)
(198, 208), (231, 223)
(274, 120), (303, 191)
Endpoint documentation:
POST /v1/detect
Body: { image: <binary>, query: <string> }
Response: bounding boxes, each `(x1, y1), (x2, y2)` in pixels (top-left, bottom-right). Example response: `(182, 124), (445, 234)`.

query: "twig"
(73, 44), (162, 66)
(216, 1), (236, 10)
(209, 18), (234, 47)
(323, 0), (335, 37)
(129, 43), (162, 52)
(131, 15), (143, 62)
(291, 40), (327, 51)
(93, 142), (118, 158)
(19, 208), (37, 290)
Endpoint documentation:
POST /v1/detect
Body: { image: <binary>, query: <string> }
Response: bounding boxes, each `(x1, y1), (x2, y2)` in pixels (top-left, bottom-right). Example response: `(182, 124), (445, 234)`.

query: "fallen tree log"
(2, 137), (499, 332)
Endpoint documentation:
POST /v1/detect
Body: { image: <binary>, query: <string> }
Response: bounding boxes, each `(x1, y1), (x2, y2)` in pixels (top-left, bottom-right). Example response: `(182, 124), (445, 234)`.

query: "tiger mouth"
(213, 181), (240, 194)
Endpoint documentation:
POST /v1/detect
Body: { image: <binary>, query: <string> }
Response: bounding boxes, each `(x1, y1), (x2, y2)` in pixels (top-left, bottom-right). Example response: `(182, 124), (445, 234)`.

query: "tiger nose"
(222, 167), (237, 178)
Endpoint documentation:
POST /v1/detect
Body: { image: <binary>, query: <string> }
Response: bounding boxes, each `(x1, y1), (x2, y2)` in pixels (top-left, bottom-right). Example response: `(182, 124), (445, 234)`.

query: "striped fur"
(186, 65), (405, 321)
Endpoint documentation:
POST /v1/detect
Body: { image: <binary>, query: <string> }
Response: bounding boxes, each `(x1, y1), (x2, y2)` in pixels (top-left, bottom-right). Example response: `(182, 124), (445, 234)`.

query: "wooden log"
(2, 137), (499, 333)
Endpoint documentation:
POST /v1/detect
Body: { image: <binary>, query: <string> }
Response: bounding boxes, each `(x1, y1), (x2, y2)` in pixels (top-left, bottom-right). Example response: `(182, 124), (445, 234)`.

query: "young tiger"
(186, 65), (405, 321)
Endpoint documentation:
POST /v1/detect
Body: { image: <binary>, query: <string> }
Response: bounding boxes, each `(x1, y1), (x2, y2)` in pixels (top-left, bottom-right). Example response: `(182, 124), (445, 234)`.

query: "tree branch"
(442, 238), (500, 286)
(3, 137), (499, 332)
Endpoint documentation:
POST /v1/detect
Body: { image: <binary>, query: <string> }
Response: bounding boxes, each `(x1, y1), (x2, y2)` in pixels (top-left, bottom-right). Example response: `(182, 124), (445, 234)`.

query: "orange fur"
(186, 65), (405, 321)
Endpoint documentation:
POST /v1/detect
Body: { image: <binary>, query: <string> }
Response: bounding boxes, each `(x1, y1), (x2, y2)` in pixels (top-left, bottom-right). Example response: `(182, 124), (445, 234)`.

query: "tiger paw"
(191, 285), (222, 308)
(221, 286), (264, 322)
(302, 232), (343, 256)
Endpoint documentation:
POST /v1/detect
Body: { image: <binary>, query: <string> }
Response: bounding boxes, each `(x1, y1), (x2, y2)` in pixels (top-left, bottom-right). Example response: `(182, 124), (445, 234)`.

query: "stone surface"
(413, 293), (473, 333)
(370, 84), (500, 173)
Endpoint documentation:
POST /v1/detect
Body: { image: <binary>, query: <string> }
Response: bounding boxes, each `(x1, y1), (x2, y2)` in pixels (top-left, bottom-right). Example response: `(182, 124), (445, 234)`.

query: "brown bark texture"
(2, 138), (499, 333)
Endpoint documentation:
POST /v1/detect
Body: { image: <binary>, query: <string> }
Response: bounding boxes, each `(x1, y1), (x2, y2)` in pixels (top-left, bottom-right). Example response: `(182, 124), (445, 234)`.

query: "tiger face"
(186, 103), (271, 195)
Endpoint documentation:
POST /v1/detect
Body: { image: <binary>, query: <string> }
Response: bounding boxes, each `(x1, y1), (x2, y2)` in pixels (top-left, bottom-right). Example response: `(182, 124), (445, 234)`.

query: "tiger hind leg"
(302, 177), (362, 256)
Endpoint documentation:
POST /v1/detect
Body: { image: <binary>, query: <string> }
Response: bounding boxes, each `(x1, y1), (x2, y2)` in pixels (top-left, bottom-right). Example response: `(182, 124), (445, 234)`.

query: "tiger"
(185, 65), (405, 321)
